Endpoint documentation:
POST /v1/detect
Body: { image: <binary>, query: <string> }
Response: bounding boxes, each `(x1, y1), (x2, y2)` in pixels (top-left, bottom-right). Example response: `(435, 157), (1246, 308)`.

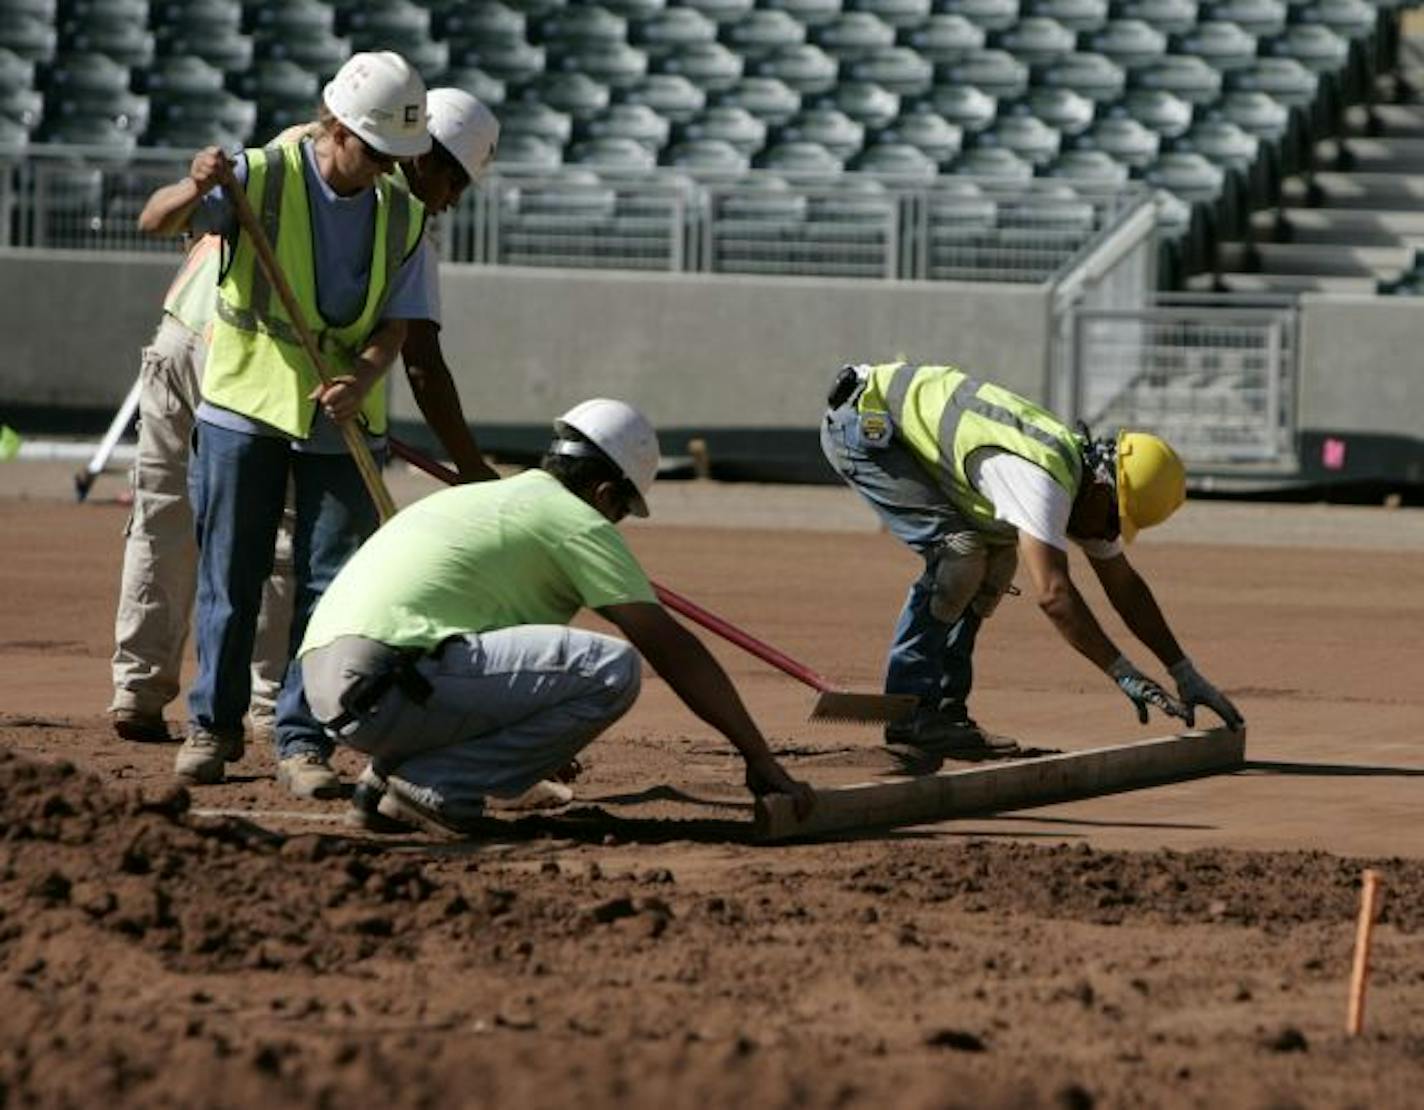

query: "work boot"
(377, 776), (486, 838)
(884, 708), (1019, 771)
(344, 763), (411, 833)
(246, 711), (277, 747)
(174, 728), (244, 785)
(486, 779), (575, 812)
(112, 708), (171, 744)
(277, 751), (343, 799)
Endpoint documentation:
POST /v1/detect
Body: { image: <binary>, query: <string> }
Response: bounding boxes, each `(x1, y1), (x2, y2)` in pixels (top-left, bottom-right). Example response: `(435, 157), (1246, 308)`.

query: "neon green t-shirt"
(299, 469), (656, 655)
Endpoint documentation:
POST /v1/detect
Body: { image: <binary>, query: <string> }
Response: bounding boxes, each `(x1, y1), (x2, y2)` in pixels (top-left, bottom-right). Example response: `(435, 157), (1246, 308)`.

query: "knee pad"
(971, 543), (1019, 620)
(929, 532), (988, 624)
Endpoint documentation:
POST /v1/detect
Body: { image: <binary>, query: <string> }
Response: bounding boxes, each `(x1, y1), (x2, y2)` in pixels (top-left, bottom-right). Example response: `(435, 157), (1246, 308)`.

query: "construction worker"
(137, 51), (438, 797)
(820, 362), (1244, 771)
(298, 399), (815, 835)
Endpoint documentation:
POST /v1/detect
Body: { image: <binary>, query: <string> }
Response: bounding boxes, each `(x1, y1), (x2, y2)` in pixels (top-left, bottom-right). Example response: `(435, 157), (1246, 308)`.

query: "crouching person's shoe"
(485, 779), (574, 812)
(277, 751), (343, 799)
(377, 776), (487, 838)
(112, 708), (172, 744)
(883, 709), (1020, 773)
(174, 728), (245, 785)
(344, 763), (413, 833)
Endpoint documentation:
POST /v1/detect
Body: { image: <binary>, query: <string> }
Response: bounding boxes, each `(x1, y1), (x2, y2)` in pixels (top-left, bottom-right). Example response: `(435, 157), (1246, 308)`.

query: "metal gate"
(1065, 294), (1299, 471)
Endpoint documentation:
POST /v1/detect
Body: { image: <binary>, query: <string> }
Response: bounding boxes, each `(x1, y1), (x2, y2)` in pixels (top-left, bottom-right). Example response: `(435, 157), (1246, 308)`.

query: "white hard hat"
(323, 51), (430, 159)
(554, 399), (660, 518)
(427, 88), (500, 182)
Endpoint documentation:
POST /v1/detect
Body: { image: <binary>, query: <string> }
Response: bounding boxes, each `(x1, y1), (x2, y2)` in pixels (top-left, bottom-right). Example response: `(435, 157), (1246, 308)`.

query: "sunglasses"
(355, 133), (397, 168)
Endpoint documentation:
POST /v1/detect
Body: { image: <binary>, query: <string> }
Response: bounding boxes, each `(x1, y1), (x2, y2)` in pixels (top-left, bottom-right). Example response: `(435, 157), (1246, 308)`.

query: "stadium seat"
(554, 42), (650, 88)
(757, 44), (840, 93)
(0, 113), (28, 155)
(1, 82), (43, 133)
(1131, 54), (1222, 104)
(854, 139), (939, 176)
(352, 33), (448, 81)
(933, 0), (1019, 32)
(580, 102), (671, 150)
(1177, 117), (1258, 172)
(723, 10), (807, 57)
(495, 133), (565, 167)
(44, 52), (148, 135)
(498, 100), (575, 146)
(1046, 147), (1130, 182)
(975, 113), (1061, 164)
(713, 75), (801, 123)
(540, 4), (628, 45)
(992, 16), (1077, 64)
(1078, 114), (1159, 165)
(937, 48), (1028, 98)
(1171, 21), (1258, 71)
(1113, 0), (1197, 34)
(0, 15), (58, 63)
(141, 54), (224, 97)
(440, 2), (526, 45)
(850, 0), (933, 28)
(677, 103), (767, 154)
(998, 182), (1094, 229)
(1224, 57), (1317, 107)
(1020, 86), (1094, 132)
(678, 0), (755, 23)
(1039, 51), (1126, 101)
(342, 0), (429, 37)
(437, 66), (508, 108)
(235, 57), (319, 112)
(845, 45), (932, 94)
(0, 45), (35, 88)
(1215, 89), (1290, 139)
(1201, 0), (1285, 35)
(715, 175), (808, 222)
(757, 138), (845, 175)
(1083, 19), (1167, 68)
(928, 83), (997, 131)
(62, 16), (156, 69)
(40, 112), (137, 155)
(1261, 25), (1349, 73)
(777, 105), (865, 158)
(664, 136), (750, 173)
(1304, 0), (1375, 44)
(953, 144), (1034, 179)
(903, 14), (986, 62)
(831, 80), (900, 126)
(812, 13), (896, 57)
(454, 39), (547, 84)
(809, 175), (895, 223)
(144, 112), (243, 150)
(632, 8), (717, 55)
(656, 42), (745, 90)
(759, 0), (844, 27)
(1143, 150), (1225, 202)
(1025, 0), (1108, 31)
(0, 0), (56, 16)
(619, 73), (707, 121)
(600, 0), (667, 18)
(1119, 87), (1193, 135)
(251, 27), (342, 77)
(569, 135), (659, 173)
(497, 0), (570, 16)
(927, 179), (997, 230)
(876, 105), (962, 160)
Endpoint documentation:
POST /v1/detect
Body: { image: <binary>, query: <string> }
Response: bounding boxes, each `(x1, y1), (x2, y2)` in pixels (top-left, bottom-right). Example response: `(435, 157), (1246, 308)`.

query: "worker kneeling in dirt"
(820, 362), (1244, 772)
(298, 398), (814, 835)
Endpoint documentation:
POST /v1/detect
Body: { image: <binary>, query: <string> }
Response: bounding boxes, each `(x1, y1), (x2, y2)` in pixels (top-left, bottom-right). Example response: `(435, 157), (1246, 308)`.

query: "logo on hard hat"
(405, 105), (420, 124)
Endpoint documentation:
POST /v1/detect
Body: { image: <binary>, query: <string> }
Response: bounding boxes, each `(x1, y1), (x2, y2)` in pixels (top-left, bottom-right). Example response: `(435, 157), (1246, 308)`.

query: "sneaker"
(112, 708), (172, 744)
(344, 764), (411, 833)
(276, 752), (343, 800)
(884, 709), (1020, 764)
(174, 729), (244, 785)
(485, 779), (575, 813)
(377, 776), (486, 838)
(246, 712), (277, 746)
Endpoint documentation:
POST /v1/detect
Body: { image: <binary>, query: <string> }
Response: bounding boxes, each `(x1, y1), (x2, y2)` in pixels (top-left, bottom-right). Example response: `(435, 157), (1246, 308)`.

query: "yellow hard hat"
(1116, 431), (1186, 542)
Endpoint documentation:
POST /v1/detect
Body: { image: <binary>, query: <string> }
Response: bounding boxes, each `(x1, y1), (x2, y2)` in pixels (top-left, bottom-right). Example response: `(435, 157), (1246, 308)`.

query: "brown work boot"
(174, 728), (244, 785)
(112, 708), (172, 743)
(377, 776), (487, 838)
(277, 752), (343, 799)
(486, 779), (575, 812)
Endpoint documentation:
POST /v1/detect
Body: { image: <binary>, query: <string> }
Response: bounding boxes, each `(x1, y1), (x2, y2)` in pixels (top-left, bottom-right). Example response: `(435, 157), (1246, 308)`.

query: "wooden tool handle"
(1347, 869), (1383, 1035)
(217, 158), (398, 523)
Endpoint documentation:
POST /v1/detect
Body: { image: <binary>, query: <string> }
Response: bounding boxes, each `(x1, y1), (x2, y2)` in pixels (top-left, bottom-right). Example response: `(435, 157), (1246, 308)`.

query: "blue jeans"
(187, 421), (378, 757)
(820, 404), (982, 718)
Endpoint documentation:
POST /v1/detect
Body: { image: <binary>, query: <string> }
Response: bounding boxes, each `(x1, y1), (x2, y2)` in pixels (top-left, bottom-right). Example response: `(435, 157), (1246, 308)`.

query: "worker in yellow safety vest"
(820, 362), (1244, 772)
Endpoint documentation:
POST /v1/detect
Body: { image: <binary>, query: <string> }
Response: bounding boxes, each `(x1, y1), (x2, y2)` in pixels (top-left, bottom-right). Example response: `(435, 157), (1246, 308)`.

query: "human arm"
(599, 601), (814, 815)
(311, 319), (408, 424)
(401, 318), (498, 482)
(138, 146), (229, 237)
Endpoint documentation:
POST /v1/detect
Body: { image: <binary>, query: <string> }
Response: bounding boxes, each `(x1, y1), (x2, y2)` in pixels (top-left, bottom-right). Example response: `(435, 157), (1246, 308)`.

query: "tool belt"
(324, 649), (434, 739)
(827, 364), (865, 410)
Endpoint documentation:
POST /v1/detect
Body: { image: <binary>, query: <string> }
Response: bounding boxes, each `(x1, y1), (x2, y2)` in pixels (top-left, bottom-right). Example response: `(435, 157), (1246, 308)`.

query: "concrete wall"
(1297, 295), (1424, 436)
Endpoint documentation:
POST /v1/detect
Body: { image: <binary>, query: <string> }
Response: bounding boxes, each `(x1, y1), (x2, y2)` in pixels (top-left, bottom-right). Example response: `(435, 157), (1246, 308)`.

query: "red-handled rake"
(386, 437), (915, 725)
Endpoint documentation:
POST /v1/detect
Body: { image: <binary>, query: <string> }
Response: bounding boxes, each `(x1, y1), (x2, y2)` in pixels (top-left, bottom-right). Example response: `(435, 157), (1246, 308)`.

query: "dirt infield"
(1, 462), (1422, 1107)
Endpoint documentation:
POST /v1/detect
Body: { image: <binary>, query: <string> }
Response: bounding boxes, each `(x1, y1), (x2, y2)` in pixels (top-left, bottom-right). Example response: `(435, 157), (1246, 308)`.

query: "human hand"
(1108, 656), (1188, 724)
(745, 759), (816, 820)
(189, 146), (229, 194)
(309, 375), (369, 424)
(1169, 657), (1245, 731)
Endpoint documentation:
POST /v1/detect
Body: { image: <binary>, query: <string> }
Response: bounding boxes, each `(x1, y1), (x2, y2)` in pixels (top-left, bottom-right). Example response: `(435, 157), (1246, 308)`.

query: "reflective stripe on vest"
(860, 362), (1082, 533)
(162, 235), (223, 335)
(202, 141), (422, 439)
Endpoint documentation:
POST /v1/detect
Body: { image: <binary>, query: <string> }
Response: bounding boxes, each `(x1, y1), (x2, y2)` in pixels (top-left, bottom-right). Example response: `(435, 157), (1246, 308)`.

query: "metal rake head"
(809, 690), (919, 725)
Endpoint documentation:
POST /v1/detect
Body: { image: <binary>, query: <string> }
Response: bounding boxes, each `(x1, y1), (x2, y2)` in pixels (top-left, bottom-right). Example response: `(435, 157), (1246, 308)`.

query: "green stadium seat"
(998, 183), (1094, 229)
(1201, 0), (1285, 35)
(555, 42), (650, 88)
(876, 105), (962, 160)
(664, 136), (750, 173)
(976, 113), (1061, 163)
(247, 0), (331, 36)
(854, 139), (939, 176)
(528, 72), (612, 120)
(850, 0), (932, 28)
(991, 16), (1076, 64)
(1084, 19), (1167, 68)
(235, 57), (319, 108)
(568, 135), (659, 173)
(453, 39), (547, 84)
(44, 52), (139, 131)
(1143, 150), (1224, 202)
(903, 14), (986, 63)
(938, 48), (1028, 98)
(619, 73), (707, 122)
(1020, 85), (1094, 132)
(1177, 117), (1258, 172)
(1046, 147), (1130, 182)
(62, 16), (155, 69)
(600, 0), (666, 18)
(933, 0), (1019, 32)
(928, 83), (997, 131)
(656, 42), (745, 90)
(159, 25), (253, 72)
(498, 100), (574, 145)
(41, 112), (137, 154)
(1224, 58), (1317, 108)
(0, 45), (35, 89)
(1040, 51), (1125, 101)
(632, 8), (717, 54)
(495, 133), (565, 167)
(581, 102), (671, 149)
(437, 66), (508, 108)
(830, 79), (900, 126)
(342, 0), (429, 37)
(715, 176), (807, 222)
(1120, 87), (1193, 134)
(354, 34), (449, 81)
(845, 45), (932, 94)
(540, 5), (628, 45)
(928, 179), (997, 230)
(0, 113), (28, 155)
(778, 105), (864, 158)
(145, 114), (243, 151)
(1304, 0), (1375, 43)
(760, 0), (844, 28)
(757, 139), (845, 174)
(715, 75), (801, 123)
(1078, 113), (1159, 165)
(506, 171), (616, 226)
(0, 15), (57, 63)
(1170, 21), (1258, 71)
(0, 0), (56, 17)
(1215, 89), (1290, 139)
(1261, 25), (1349, 73)
(1113, 0), (1197, 34)
(1, 83), (43, 132)
(723, 10), (807, 57)
(1130, 54), (1222, 104)
(490, 0), (566, 18)
(677, 104), (767, 153)
(252, 28), (341, 77)
(757, 44), (840, 94)
(679, 0), (755, 23)
(812, 13), (896, 57)
(809, 175), (894, 223)
(1025, 0), (1108, 32)
(141, 54), (224, 97)
(953, 144), (1034, 179)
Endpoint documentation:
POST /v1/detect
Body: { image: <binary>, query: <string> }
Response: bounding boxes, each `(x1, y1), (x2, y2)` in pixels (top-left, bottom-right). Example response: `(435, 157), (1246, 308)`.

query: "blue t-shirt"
(192, 140), (434, 451)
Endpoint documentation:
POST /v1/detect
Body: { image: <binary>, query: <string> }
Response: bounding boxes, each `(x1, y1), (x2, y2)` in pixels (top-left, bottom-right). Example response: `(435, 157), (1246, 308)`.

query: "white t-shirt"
(418, 218), (442, 325)
(966, 450), (1122, 559)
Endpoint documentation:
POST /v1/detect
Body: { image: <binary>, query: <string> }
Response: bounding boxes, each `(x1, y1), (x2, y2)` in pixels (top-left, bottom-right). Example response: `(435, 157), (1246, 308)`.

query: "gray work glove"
(1108, 656), (1189, 724)
(1169, 657), (1245, 731)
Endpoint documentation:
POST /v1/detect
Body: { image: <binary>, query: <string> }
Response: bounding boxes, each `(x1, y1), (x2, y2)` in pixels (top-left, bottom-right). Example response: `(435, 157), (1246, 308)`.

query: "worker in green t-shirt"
(298, 398), (814, 835)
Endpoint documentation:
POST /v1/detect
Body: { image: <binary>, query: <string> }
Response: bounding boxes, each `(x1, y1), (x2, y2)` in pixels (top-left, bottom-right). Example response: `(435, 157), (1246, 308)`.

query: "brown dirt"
(1, 492), (1423, 1108)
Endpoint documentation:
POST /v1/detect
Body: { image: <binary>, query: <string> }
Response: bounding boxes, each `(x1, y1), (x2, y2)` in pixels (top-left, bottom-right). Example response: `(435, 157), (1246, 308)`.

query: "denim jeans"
(820, 404), (983, 718)
(187, 421), (378, 757)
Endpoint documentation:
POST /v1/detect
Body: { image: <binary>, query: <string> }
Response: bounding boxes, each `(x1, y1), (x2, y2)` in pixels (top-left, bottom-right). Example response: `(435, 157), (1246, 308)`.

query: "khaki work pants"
(110, 314), (295, 722)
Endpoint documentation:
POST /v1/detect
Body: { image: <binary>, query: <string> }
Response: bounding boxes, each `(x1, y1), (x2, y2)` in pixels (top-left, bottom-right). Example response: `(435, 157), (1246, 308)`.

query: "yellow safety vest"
(202, 141), (425, 439)
(162, 234), (222, 338)
(858, 362), (1084, 537)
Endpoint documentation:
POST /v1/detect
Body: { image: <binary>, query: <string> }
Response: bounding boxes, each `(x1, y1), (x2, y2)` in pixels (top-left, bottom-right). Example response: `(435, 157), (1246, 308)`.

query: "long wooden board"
(755, 726), (1246, 842)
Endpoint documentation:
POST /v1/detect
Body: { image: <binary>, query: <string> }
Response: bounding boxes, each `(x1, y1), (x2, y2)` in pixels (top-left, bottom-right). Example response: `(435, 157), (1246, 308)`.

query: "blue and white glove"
(1169, 657), (1245, 731)
(1108, 656), (1188, 724)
